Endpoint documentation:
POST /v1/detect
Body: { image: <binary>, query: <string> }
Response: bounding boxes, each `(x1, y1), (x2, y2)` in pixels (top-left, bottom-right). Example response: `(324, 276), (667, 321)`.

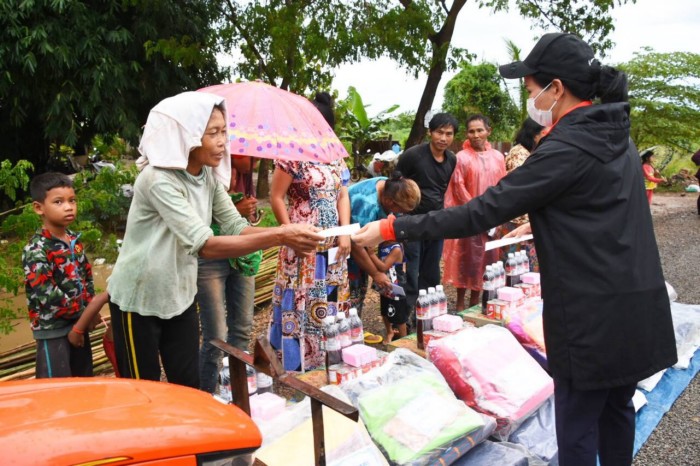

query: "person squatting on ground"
(353, 33), (677, 466)
(396, 113), (458, 320)
(23, 173), (103, 378)
(442, 114), (506, 311)
(107, 92), (322, 389)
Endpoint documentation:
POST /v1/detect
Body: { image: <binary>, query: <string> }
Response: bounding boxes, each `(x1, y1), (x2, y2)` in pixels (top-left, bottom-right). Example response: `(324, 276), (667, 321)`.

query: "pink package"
(432, 314), (464, 332)
(342, 344), (377, 367)
(521, 272), (541, 284)
(497, 286), (524, 302)
(427, 325), (553, 440)
(249, 392), (286, 421)
(506, 301), (546, 353)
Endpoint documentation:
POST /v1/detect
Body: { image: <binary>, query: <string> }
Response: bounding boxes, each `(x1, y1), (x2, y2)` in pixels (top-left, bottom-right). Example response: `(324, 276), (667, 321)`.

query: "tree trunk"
(404, 0), (467, 149)
(256, 158), (271, 199)
(405, 53), (446, 148)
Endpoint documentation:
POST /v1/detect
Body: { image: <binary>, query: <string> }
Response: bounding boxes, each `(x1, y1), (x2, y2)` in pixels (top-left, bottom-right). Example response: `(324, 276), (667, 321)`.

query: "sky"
(331, 0), (700, 117)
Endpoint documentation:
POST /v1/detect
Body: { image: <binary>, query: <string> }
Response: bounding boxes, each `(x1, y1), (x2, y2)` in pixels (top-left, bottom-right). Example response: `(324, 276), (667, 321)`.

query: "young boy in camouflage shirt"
(23, 172), (98, 377)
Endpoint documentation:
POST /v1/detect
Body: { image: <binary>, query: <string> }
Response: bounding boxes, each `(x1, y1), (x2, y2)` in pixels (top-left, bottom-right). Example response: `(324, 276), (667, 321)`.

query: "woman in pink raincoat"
(442, 114), (506, 310)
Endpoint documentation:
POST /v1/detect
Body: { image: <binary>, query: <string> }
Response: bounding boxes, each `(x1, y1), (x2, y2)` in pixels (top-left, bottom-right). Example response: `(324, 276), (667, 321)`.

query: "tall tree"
(0, 0), (224, 169)
(619, 48), (700, 153)
(215, 0), (428, 194)
(504, 39), (527, 122)
(219, 0), (378, 93)
(382, 0), (635, 148)
(443, 62), (520, 142)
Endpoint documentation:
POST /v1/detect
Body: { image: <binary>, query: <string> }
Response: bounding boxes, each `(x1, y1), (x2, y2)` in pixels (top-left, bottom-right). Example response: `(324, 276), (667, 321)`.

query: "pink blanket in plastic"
(506, 301), (546, 353)
(427, 325), (553, 439)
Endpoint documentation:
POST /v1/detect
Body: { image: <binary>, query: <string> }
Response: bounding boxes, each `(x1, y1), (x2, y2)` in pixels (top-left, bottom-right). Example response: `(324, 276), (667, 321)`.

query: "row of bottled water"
(415, 285), (448, 349)
(416, 285), (448, 320)
(482, 251), (530, 311)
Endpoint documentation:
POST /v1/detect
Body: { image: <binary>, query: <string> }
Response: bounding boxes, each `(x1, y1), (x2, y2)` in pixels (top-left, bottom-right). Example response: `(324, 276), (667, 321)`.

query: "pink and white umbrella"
(198, 81), (348, 163)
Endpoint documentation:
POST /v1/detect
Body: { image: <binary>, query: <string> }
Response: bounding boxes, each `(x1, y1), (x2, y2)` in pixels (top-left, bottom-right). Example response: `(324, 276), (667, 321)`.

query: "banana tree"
(338, 86), (399, 155)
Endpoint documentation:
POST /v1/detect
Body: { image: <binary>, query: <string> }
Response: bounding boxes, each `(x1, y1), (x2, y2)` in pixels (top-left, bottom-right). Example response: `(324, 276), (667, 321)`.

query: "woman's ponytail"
(595, 65), (628, 103)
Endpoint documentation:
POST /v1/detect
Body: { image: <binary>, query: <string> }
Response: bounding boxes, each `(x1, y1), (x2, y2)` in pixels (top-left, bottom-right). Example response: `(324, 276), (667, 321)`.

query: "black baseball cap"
(499, 33), (596, 82)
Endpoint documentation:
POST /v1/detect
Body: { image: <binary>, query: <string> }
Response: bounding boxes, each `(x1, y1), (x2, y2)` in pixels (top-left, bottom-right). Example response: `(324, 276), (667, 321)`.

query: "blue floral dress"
(269, 159), (350, 371)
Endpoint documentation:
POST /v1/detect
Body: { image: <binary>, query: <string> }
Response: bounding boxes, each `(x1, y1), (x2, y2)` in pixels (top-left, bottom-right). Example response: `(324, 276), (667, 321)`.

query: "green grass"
(255, 207), (279, 228)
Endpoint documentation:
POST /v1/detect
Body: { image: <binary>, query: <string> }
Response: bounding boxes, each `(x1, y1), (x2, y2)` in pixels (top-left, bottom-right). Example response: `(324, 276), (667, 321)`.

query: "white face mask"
(527, 82), (557, 127)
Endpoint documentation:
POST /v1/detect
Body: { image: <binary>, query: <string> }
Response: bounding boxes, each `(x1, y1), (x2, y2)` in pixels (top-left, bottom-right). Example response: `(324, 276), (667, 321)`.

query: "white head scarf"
(136, 91), (231, 186)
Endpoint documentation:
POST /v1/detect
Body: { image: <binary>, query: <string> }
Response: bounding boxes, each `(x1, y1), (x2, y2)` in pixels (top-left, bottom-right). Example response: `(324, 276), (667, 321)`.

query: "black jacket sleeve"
(393, 141), (579, 241)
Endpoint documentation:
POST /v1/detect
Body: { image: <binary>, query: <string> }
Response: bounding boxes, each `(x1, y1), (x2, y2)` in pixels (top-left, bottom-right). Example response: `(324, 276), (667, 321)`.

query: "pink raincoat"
(442, 140), (505, 290)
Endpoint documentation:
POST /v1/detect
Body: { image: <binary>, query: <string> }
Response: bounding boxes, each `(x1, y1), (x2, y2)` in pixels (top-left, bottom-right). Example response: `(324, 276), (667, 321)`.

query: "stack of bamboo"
(253, 246), (278, 307)
(0, 322), (115, 381)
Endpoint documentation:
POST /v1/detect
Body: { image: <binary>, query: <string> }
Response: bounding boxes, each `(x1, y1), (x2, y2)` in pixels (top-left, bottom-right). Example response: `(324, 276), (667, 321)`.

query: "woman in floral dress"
(269, 159), (351, 371)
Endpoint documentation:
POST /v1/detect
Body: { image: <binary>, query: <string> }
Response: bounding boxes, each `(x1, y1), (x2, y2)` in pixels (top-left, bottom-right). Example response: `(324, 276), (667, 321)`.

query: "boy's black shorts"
(380, 296), (408, 325)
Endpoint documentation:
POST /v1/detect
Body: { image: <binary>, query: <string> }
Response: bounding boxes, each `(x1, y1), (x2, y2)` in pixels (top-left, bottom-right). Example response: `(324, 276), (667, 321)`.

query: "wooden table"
(385, 333), (426, 358)
(458, 306), (505, 327)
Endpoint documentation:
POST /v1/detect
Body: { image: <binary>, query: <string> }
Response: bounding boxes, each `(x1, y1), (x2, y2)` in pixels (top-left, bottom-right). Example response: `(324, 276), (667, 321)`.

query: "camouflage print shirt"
(23, 228), (95, 339)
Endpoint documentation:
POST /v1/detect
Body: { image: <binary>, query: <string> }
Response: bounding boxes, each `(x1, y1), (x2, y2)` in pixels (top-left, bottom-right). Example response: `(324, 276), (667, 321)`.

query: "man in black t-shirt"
(396, 113), (458, 319)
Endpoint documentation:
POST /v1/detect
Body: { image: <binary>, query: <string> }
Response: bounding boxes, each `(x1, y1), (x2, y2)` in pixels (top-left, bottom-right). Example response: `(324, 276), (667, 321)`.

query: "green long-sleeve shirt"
(108, 166), (248, 318)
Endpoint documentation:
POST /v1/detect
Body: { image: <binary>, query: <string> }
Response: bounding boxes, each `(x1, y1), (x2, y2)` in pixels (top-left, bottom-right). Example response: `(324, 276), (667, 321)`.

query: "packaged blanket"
(427, 325), (553, 440)
(504, 300), (547, 369)
(341, 349), (485, 465)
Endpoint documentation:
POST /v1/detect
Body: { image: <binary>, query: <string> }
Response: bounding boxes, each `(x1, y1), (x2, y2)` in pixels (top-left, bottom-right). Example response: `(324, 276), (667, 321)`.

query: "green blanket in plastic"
(359, 374), (484, 464)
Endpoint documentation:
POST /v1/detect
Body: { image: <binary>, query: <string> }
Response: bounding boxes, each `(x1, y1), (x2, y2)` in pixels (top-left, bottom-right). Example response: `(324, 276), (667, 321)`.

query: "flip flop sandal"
(364, 332), (383, 344)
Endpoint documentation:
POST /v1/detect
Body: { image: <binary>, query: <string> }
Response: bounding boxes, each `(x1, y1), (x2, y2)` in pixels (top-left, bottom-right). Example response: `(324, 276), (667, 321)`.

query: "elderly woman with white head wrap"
(108, 91), (322, 388)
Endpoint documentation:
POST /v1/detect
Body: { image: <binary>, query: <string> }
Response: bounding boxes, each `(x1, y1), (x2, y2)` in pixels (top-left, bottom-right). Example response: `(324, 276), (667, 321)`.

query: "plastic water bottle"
(481, 265), (495, 314)
(246, 364), (257, 396)
(506, 253), (519, 287)
(336, 311), (352, 349)
(324, 319), (342, 366)
(256, 372), (273, 394)
(520, 250), (530, 274)
(416, 289), (429, 350)
(427, 287), (439, 318)
(496, 261), (505, 289)
(436, 284), (448, 315)
(348, 308), (364, 345)
(321, 315), (334, 351)
(218, 361), (232, 402)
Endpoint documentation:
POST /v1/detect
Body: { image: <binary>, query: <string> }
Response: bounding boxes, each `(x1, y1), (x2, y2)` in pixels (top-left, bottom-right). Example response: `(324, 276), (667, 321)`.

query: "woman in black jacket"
(353, 33), (677, 466)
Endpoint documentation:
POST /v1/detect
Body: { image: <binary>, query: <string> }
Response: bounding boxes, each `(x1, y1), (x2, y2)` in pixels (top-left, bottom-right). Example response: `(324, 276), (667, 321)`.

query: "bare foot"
(383, 328), (399, 345)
